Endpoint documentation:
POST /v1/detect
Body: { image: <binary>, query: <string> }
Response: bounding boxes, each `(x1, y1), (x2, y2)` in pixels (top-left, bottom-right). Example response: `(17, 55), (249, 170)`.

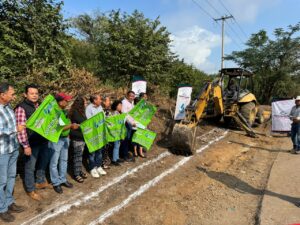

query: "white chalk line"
(19, 192), (84, 225)
(22, 151), (171, 225)
(89, 130), (228, 225)
(21, 127), (221, 225)
(196, 127), (220, 139)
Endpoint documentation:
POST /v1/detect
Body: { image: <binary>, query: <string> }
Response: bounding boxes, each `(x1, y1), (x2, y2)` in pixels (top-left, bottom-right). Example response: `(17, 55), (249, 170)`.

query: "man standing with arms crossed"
(0, 83), (25, 222)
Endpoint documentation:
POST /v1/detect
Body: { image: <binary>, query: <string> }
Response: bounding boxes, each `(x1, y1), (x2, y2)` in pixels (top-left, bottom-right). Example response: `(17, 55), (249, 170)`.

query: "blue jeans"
(0, 150), (19, 213)
(112, 141), (120, 162)
(49, 137), (70, 186)
(88, 149), (103, 171)
(24, 142), (50, 192)
(291, 123), (300, 150)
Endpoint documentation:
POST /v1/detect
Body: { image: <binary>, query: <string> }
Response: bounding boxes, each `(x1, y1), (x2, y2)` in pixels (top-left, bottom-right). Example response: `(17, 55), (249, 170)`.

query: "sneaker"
(97, 167), (107, 175)
(8, 203), (25, 213)
(90, 168), (100, 178)
(295, 150), (300, 154)
(27, 191), (42, 201)
(0, 211), (15, 222)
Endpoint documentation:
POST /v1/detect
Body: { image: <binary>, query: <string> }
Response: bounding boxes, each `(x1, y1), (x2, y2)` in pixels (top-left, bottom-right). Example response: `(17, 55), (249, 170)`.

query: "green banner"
(80, 112), (107, 153)
(132, 128), (157, 151)
(105, 113), (127, 142)
(128, 99), (157, 127)
(26, 95), (64, 143)
(60, 111), (71, 137)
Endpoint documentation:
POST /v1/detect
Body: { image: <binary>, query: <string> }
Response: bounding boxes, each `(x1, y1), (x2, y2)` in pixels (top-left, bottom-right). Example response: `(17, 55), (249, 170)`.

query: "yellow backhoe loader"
(172, 68), (264, 155)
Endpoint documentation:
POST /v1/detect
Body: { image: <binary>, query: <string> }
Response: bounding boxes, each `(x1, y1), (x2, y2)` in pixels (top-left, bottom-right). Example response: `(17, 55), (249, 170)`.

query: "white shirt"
(85, 103), (104, 119)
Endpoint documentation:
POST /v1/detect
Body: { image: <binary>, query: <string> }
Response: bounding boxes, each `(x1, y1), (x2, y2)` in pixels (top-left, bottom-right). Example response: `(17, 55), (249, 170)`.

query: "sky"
(62, 0), (300, 74)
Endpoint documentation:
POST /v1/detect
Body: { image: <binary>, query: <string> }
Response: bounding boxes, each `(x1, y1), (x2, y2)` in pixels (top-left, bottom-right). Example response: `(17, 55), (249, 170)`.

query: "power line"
(217, 0), (231, 16)
(191, 0), (215, 20)
(191, 0), (242, 68)
(232, 17), (248, 39)
(203, 0), (245, 47)
(225, 20), (245, 45)
(204, 0), (222, 17)
(217, 0), (248, 38)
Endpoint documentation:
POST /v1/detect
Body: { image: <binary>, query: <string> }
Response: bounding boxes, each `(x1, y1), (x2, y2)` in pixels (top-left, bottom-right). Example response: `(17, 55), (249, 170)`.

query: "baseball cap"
(55, 93), (72, 102)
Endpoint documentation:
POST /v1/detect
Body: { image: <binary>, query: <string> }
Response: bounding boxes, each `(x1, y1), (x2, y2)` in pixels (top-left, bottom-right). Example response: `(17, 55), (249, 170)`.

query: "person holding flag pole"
(85, 94), (107, 178)
(121, 91), (137, 162)
(15, 84), (51, 201)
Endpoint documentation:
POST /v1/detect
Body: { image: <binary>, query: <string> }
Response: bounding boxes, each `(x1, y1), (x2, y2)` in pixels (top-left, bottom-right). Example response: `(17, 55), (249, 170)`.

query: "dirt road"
(9, 120), (291, 225)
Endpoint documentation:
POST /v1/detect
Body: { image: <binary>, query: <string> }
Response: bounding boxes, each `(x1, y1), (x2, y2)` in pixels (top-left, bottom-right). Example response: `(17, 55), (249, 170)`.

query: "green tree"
(69, 37), (99, 73)
(226, 23), (300, 103)
(72, 10), (175, 87)
(0, 0), (69, 82)
(166, 59), (209, 97)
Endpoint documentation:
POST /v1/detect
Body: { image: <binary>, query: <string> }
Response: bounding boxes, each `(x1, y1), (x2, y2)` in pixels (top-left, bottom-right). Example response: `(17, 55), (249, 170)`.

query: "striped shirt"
(0, 104), (19, 154)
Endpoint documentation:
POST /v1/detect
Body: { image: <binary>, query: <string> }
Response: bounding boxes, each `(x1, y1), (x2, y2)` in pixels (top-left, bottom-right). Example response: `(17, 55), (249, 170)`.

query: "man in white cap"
(290, 96), (300, 154)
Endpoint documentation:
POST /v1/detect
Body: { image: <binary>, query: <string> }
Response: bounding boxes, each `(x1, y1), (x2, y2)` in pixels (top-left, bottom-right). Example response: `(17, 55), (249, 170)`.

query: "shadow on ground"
(197, 166), (300, 205)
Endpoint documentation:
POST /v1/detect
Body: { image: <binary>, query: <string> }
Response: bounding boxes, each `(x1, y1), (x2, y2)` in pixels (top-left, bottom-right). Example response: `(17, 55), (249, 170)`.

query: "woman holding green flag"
(110, 100), (125, 166)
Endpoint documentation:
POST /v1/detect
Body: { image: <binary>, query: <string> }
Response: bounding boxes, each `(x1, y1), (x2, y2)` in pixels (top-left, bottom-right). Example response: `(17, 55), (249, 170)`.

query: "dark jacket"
(16, 99), (48, 146)
(70, 110), (86, 141)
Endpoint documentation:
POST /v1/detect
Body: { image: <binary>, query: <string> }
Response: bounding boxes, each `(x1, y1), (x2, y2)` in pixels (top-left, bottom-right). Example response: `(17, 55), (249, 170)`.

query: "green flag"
(128, 99), (157, 127)
(60, 110), (71, 137)
(132, 128), (157, 151)
(80, 112), (107, 153)
(105, 113), (127, 142)
(26, 95), (64, 143)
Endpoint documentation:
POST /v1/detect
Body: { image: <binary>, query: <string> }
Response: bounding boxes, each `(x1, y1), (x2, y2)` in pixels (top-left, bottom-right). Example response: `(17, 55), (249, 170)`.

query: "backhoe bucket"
(171, 123), (196, 155)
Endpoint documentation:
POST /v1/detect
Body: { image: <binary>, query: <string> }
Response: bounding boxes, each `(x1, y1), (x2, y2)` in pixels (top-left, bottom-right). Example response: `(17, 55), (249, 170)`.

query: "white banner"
(272, 99), (294, 132)
(174, 86), (193, 120)
(132, 80), (147, 97)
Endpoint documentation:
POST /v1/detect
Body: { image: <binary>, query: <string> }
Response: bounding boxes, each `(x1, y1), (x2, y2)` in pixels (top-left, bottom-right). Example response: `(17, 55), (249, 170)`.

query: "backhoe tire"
(240, 102), (256, 127)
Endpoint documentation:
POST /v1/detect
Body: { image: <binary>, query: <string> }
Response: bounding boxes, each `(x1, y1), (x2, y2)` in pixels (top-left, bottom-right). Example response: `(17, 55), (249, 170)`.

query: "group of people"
(0, 82), (148, 223)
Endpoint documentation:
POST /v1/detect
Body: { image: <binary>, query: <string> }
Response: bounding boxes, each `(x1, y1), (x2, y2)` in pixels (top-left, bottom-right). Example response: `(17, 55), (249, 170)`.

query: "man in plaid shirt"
(0, 83), (25, 223)
(15, 84), (51, 201)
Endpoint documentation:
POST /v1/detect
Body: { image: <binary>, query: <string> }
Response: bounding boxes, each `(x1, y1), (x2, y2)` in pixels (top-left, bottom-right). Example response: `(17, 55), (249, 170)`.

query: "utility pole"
(214, 15), (233, 69)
